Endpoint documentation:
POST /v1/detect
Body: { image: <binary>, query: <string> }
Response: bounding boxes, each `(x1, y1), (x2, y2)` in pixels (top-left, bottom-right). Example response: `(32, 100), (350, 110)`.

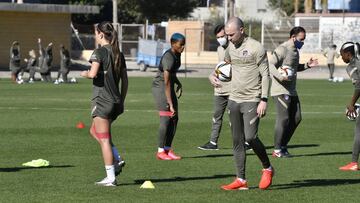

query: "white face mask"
(217, 37), (228, 46)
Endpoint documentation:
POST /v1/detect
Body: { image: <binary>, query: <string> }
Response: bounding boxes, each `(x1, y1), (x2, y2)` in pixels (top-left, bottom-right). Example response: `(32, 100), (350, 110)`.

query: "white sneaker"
(16, 79), (24, 84)
(29, 78), (34, 83)
(54, 79), (59, 85)
(95, 177), (117, 187)
(58, 78), (64, 83)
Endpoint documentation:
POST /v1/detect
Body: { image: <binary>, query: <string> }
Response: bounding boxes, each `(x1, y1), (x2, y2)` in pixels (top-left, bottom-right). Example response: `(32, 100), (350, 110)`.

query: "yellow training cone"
(140, 180), (155, 189)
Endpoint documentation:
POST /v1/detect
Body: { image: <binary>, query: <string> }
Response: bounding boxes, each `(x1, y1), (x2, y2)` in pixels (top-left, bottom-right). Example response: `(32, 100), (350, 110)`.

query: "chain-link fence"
(262, 18), (295, 51)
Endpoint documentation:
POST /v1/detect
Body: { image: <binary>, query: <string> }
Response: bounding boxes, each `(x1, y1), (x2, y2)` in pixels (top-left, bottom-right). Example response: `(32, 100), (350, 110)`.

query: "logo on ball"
(215, 61), (232, 82)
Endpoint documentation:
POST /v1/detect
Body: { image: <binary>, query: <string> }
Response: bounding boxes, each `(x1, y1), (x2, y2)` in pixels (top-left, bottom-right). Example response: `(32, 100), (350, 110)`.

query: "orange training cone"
(76, 122), (85, 129)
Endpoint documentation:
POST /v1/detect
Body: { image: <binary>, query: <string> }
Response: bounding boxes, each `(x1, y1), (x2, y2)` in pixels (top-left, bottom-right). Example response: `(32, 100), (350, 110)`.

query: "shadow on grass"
(291, 151), (352, 157)
(188, 144), (321, 159)
(185, 154), (233, 159)
(221, 144), (320, 150)
(0, 165), (74, 172)
(120, 174), (234, 186)
(272, 179), (360, 190)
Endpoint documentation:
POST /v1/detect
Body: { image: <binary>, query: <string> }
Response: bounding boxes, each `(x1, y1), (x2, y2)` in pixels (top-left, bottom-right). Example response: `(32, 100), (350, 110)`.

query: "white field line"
(0, 106), (344, 115)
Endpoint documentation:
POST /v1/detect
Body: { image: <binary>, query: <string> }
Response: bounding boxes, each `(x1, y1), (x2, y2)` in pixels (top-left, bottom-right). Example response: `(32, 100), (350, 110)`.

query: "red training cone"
(76, 122), (85, 129)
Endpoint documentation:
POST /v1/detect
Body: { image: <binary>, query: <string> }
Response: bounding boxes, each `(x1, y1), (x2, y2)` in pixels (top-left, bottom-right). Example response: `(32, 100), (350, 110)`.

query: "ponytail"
(110, 28), (122, 75)
(96, 21), (123, 76)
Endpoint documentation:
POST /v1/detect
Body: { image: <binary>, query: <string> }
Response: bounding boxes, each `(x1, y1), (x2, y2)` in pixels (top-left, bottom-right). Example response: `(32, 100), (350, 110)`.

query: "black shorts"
(91, 97), (123, 121)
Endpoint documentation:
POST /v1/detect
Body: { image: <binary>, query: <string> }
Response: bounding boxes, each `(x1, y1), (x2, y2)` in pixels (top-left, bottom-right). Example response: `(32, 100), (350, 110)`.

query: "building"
(0, 2), (99, 69)
(189, 0), (277, 23)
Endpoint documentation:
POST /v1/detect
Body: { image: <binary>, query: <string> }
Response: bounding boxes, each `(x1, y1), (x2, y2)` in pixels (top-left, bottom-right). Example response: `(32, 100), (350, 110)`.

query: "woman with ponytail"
(81, 21), (128, 186)
(339, 42), (360, 171)
(152, 33), (185, 160)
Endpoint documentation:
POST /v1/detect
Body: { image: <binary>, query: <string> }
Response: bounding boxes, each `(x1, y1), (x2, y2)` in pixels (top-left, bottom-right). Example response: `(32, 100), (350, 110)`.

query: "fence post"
(249, 23), (252, 38)
(261, 19), (264, 45)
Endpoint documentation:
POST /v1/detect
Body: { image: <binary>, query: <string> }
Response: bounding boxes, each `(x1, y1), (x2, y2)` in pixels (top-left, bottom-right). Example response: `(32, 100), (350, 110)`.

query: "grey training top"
(268, 40), (310, 96)
(60, 48), (70, 71)
(152, 49), (181, 90)
(323, 48), (339, 64)
(346, 57), (360, 90)
(224, 36), (270, 103)
(9, 46), (21, 68)
(89, 44), (126, 103)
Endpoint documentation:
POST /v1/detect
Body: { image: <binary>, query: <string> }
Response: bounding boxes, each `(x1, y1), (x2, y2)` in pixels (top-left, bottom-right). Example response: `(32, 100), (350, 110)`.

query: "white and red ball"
(215, 61), (232, 82)
(278, 65), (294, 79)
(346, 103), (360, 121)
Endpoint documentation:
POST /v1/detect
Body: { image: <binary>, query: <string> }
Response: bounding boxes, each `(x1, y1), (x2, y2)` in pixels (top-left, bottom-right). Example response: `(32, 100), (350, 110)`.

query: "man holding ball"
(210, 17), (274, 190)
(268, 26), (318, 158)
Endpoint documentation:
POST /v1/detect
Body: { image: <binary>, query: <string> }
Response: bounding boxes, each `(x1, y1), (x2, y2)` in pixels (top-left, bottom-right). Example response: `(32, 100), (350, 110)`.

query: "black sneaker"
(245, 142), (252, 151)
(115, 157), (126, 176)
(198, 142), (219, 150)
(281, 148), (292, 158)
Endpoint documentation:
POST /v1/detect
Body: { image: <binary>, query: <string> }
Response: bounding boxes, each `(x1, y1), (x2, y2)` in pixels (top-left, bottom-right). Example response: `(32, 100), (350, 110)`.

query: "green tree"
(137, 0), (198, 23)
(70, 0), (198, 24)
(267, 0), (305, 17)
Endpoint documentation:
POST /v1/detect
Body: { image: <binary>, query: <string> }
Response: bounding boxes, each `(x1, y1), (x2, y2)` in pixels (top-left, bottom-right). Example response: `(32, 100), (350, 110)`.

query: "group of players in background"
(9, 38), (71, 84)
(45, 17), (359, 188)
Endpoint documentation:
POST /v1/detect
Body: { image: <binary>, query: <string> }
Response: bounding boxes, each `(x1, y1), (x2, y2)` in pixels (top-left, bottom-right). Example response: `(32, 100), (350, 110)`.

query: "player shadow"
(221, 144), (320, 150)
(271, 178), (360, 190)
(0, 165), (74, 172)
(120, 174), (234, 186)
(290, 151), (352, 158)
(185, 153), (234, 159)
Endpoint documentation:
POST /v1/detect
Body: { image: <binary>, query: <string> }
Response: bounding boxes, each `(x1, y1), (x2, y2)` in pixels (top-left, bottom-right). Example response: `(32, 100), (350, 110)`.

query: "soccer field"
(0, 77), (359, 202)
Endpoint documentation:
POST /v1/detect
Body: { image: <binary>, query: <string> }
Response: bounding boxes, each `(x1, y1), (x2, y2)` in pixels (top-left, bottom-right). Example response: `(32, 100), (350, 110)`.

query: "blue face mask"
(294, 39), (304, 49)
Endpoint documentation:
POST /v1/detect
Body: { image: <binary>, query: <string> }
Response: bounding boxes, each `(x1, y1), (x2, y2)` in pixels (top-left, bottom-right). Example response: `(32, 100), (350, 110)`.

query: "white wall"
(190, 6), (225, 21)
(235, 0), (277, 22)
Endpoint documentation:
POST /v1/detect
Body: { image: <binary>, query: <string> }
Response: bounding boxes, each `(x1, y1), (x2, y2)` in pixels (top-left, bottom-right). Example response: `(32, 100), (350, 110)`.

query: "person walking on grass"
(152, 33), (185, 160)
(323, 44), (340, 81)
(80, 21), (128, 186)
(339, 42), (360, 171)
(268, 26), (318, 158)
(198, 24), (251, 151)
(198, 24), (231, 151)
(209, 17), (274, 190)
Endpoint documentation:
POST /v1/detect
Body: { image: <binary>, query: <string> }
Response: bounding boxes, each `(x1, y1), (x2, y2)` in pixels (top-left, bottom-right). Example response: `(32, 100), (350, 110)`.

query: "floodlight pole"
(224, 0), (228, 24)
(113, 0), (118, 24)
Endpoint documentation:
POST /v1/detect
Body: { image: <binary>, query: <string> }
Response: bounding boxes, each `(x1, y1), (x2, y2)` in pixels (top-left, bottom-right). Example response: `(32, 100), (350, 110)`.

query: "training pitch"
(0, 77), (359, 202)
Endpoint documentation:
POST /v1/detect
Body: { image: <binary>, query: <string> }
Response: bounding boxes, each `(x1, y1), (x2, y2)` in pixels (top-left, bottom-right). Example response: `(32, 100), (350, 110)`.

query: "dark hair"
(332, 44), (337, 49)
(214, 24), (224, 35)
(96, 21), (122, 75)
(341, 42), (360, 59)
(289, 26), (306, 37)
(170, 33), (185, 44)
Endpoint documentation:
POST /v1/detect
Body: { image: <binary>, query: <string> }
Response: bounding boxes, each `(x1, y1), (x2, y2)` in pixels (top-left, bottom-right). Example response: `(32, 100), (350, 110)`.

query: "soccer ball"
(278, 65), (294, 79)
(346, 103), (360, 121)
(70, 77), (77, 83)
(215, 61), (231, 82)
(333, 77), (344, 83)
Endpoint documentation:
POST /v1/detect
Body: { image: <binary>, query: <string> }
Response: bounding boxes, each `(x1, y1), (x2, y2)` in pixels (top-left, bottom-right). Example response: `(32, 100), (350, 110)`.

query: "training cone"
(76, 122), (85, 129)
(140, 181), (155, 189)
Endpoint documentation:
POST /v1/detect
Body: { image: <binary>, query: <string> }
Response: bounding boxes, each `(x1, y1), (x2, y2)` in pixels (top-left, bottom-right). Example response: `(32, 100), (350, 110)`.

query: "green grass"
(0, 77), (359, 202)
